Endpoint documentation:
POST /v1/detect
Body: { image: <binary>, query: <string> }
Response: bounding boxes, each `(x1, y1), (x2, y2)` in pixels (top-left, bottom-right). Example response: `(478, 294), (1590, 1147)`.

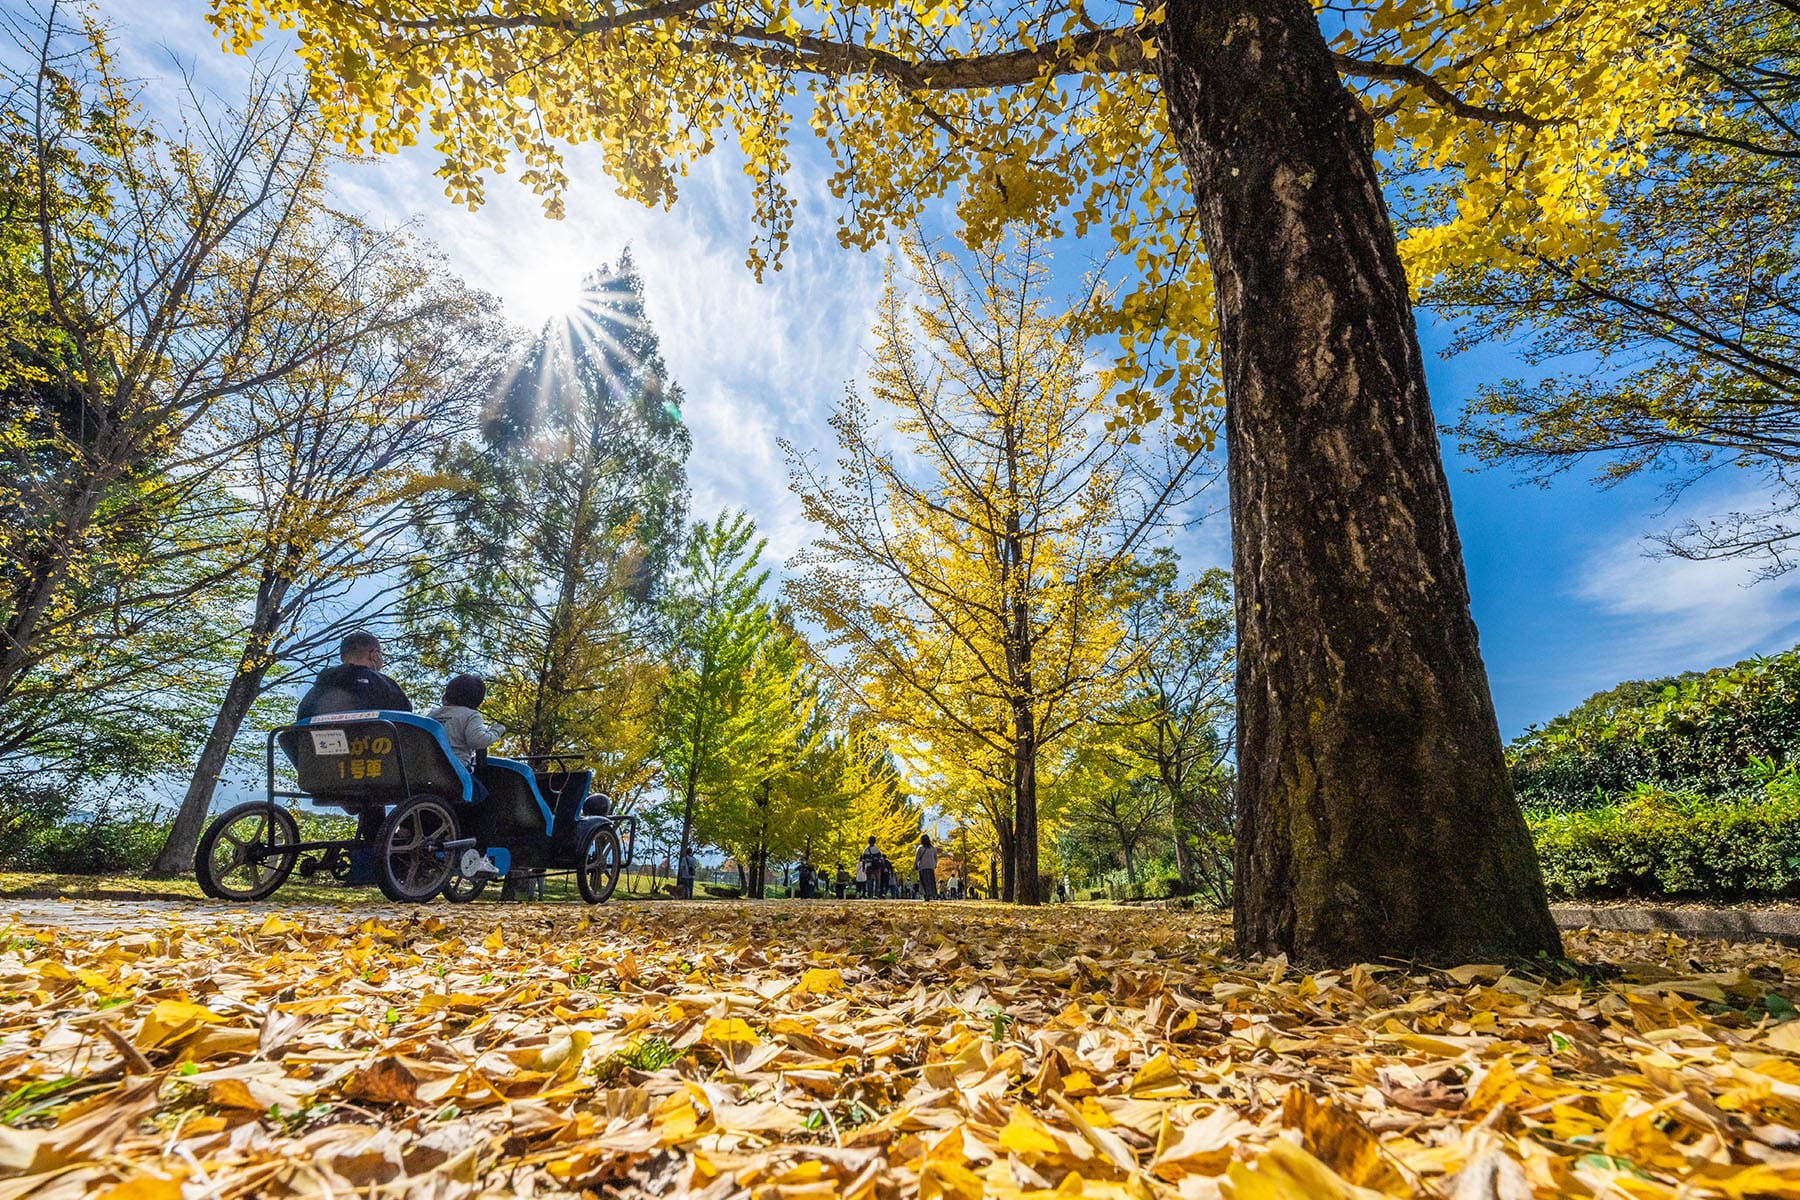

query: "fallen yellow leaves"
(0, 904), (1797, 1198)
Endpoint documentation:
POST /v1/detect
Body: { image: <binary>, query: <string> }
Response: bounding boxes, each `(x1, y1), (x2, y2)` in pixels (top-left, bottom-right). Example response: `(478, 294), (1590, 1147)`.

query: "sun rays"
(486, 264), (665, 455)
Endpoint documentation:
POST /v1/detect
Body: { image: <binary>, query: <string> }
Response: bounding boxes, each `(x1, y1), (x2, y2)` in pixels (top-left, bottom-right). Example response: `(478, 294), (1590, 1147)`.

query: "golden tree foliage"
(826, 729), (926, 873)
(207, 0), (1690, 431)
(786, 235), (1211, 902)
(1436, 0), (1800, 577)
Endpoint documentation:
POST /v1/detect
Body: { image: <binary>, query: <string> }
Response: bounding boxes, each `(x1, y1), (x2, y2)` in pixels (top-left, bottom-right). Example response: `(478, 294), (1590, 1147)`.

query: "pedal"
(459, 849), (501, 880)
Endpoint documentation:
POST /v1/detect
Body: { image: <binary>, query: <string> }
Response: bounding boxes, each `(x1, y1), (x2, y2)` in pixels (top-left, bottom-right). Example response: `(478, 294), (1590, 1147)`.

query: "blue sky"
(100, 1), (1800, 740)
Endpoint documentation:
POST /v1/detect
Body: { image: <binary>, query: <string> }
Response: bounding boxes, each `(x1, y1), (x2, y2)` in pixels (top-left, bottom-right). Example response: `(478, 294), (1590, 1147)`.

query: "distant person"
(914, 834), (938, 900)
(853, 857), (868, 898)
(797, 859), (816, 899)
(297, 631), (410, 719)
(859, 837), (884, 899)
(677, 846), (697, 899)
(834, 864), (849, 899)
(427, 673), (506, 764)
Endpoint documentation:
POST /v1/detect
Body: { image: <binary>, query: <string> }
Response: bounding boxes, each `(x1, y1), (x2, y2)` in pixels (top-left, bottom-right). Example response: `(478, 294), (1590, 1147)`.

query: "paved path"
(0, 898), (383, 932)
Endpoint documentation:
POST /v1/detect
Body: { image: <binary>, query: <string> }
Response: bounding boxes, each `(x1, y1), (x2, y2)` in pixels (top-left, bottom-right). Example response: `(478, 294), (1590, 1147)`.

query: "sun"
(501, 259), (594, 329)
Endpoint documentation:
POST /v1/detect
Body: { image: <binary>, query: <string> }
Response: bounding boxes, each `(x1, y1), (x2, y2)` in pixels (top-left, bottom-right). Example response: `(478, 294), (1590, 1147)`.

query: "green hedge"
(1510, 647), (1800, 811)
(1528, 784), (1800, 901)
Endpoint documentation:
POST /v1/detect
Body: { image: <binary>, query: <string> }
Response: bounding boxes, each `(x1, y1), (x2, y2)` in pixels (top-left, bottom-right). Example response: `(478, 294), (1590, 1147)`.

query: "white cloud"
(1571, 527), (1800, 680)
(87, 1), (1223, 590)
(89, 0), (886, 574)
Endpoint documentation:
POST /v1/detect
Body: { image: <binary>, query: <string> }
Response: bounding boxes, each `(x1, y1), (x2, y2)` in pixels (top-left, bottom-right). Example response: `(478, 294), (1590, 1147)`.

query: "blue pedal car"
(194, 710), (633, 904)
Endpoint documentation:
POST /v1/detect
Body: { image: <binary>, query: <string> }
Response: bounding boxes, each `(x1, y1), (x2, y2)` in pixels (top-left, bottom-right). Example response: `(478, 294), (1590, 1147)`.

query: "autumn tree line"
(0, 8), (1232, 899)
(5, 0), (1798, 959)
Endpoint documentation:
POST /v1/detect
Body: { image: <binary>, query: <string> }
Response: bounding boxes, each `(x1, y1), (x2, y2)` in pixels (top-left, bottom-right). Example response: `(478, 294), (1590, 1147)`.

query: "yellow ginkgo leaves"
(1, 903), (1799, 1199)
(207, 0), (1692, 440)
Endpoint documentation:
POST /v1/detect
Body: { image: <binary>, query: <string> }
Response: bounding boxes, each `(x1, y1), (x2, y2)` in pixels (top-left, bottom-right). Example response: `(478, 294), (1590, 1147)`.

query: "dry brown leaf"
(0, 903), (1796, 1200)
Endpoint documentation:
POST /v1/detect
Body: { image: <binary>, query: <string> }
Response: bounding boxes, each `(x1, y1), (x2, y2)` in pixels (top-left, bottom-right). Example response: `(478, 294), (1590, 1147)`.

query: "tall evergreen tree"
(405, 252), (690, 758)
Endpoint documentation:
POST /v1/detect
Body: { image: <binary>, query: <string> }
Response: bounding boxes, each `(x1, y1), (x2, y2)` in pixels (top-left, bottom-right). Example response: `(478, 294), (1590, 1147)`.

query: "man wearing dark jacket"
(297, 631), (411, 719)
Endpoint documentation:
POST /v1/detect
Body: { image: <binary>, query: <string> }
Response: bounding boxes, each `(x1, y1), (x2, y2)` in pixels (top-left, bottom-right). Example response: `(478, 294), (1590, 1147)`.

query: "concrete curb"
(1554, 905), (1800, 946)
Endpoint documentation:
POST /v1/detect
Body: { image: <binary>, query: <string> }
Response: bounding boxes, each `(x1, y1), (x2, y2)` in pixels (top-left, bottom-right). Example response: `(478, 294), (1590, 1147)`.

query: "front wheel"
(577, 824), (623, 904)
(375, 796), (458, 903)
(196, 803), (299, 901)
(442, 850), (491, 904)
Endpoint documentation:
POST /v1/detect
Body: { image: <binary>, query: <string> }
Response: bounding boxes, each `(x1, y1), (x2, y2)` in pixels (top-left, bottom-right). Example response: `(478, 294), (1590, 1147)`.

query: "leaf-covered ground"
(2, 902), (1799, 1199)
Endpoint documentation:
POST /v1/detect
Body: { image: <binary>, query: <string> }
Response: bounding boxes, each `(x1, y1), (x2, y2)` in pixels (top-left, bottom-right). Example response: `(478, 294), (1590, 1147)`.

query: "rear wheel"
(577, 824), (623, 904)
(197, 804), (299, 901)
(375, 796), (458, 903)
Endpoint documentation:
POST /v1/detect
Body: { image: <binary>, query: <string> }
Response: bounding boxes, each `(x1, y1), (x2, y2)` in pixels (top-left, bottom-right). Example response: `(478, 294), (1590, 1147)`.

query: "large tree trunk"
(1154, 0), (1561, 963)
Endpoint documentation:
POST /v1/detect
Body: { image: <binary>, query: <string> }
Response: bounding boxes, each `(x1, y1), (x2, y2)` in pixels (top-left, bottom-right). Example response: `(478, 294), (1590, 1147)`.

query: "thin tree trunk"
(153, 661), (271, 874)
(677, 770), (700, 877)
(1170, 803), (1193, 887)
(1161, 751), (1196, 887)
(1011, 700), (1041, 905)
(1154, 0), (1560, 962)
(996, 814), (1016, 903)
(154, 575), (291, 876)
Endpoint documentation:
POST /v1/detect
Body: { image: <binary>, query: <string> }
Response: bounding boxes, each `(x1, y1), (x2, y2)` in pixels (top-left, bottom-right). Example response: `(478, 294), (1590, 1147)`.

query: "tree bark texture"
(996, 814), (1016, 903)
(1154, 0), (1562, 962)
(1169, 786), (1196, 888)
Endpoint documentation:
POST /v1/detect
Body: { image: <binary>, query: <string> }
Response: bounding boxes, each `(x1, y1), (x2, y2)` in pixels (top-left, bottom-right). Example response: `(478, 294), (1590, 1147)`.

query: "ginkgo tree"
(690, 620), (822, 896)
(200, 0), (1686, 958)
(1116, 552), (1234, 895)
(657, 511), (804, 875)
(788, 234), (1208, 905)
(1437, 0), (1800, 578)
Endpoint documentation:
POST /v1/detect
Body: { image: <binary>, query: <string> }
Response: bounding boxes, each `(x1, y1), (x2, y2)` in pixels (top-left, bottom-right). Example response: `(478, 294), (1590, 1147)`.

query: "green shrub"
(1120, 876), (1181, 901)
(1529, 784), (1800, 900)
(17, 796), (177, 874)
(1509, 647), (1800, 812)
(0, 786), (72, 868)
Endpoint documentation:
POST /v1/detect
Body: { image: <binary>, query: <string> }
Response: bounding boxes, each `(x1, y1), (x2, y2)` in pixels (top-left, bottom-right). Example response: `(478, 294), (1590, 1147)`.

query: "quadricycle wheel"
(577, 823), (623, 904)
(375, 795), (459, 903)
(196, 803), (299, 901)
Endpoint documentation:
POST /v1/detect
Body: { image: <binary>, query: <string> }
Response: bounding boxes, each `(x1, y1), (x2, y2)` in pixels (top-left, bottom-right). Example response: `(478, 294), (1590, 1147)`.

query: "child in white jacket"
(429, 673), (504, 881)
(428, 673), (506, 765)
